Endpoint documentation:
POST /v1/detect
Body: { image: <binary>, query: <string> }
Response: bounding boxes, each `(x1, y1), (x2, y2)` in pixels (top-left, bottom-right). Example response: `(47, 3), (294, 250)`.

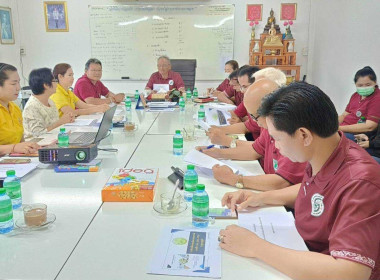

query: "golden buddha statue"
(263, 23), (283, 54)
(267, 9), (276, 25)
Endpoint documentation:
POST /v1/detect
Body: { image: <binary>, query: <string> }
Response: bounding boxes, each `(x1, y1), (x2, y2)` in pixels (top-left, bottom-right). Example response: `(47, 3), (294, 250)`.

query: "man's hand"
(206, 128), (231, 146)
(228, 110), (241, 125)
(221, 189), (264, 212)
(212, 164), (237, 186)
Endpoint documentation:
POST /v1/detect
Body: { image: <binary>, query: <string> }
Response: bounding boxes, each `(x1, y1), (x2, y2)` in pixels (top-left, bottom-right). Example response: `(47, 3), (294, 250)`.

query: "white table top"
(0, 107), (290, 280)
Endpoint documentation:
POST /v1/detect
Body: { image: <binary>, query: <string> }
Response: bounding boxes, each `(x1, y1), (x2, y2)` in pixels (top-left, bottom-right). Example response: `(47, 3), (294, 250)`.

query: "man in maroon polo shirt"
(145, 56), (185, 99)
(198, 79), (307, 191)
(74, 58), (125, 105)
(219, 82), (380, 280)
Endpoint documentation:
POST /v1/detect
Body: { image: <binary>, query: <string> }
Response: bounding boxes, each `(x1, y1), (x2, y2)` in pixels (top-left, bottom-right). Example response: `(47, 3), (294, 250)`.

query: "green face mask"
(357, 86), (375, 97)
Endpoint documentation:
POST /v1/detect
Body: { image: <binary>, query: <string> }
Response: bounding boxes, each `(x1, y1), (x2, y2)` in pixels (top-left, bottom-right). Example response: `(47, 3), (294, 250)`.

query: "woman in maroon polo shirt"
(339, 66), (380, 141)
(219, 83), (380, 280)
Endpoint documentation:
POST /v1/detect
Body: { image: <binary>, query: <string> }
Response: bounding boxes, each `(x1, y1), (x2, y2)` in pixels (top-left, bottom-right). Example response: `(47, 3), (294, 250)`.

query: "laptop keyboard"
(71, 132), (96, 144)
(217, 110), (227, 125)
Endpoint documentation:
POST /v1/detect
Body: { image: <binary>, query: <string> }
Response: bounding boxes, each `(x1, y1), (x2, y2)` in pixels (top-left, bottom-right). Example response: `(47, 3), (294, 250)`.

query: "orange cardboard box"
(102, 167), (159, 202)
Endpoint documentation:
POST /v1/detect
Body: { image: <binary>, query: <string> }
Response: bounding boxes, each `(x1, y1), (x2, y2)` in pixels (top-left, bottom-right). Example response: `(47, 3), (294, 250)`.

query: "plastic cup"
(23, 203), (47, 226)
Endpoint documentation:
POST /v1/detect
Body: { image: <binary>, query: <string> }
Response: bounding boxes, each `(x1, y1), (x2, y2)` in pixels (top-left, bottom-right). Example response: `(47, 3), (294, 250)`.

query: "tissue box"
(102, 168), (159, 202)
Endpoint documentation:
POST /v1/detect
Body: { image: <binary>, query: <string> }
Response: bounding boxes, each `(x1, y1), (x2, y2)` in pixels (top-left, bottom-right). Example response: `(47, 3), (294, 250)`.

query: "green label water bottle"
(125, 97), (132, 111)
(186, 88), (192, 100)
(358, 116), (366, 123)
(179, 97), (185, 111)
(58, 128), (69, 147)
(134, 90), (139, 101)
(198, 105), (205, 121)
(173, 130), (183, 156)
(0, 188), (14, 234)
(193, 88), (198, 98)
(192, 184), (209, 228)
(3, 170), (22, 209)
(184, 165), (198, 202)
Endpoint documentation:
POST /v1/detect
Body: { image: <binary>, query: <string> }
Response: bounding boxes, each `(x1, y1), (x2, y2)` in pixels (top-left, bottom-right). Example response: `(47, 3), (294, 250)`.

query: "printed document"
(148, 228), (221, 278)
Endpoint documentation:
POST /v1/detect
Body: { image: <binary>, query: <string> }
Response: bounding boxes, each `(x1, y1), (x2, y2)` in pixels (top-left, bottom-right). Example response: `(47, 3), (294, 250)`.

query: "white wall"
(308, 0), (380, 113)
(10, 0), (310, 94)
(0, 0), (21, 75)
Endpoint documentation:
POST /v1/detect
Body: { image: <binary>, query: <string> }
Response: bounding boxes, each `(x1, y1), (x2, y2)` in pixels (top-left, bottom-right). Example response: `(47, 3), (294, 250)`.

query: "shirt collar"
(158, 70), (173, 80)
(305, 131), (347, 189)
(83, 74), (98, 86)
(56, 83), (69, 96)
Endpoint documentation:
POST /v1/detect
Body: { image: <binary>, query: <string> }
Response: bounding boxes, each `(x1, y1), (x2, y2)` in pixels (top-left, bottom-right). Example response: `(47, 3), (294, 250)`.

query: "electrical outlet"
(20, 46), (26, 55)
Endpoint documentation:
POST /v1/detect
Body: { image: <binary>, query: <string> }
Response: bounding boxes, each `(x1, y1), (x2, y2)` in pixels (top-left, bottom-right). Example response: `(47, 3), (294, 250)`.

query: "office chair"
(170, 59), (197, 91)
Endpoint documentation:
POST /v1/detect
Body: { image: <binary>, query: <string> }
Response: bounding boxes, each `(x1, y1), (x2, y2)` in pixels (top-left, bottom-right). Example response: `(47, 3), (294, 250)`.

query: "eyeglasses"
(52, 79), (58, 83)
(249, 113), (260, 122)
(157, 64), (170, 68)
(240, 84), (252, 91)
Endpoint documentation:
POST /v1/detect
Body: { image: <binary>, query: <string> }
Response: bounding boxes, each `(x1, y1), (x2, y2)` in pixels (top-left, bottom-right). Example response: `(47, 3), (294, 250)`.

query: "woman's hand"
(60, 112), (75, 124)
(13, 142), (40, 155)
(221, 190), (264, 211)
(219, 225), (261, 258)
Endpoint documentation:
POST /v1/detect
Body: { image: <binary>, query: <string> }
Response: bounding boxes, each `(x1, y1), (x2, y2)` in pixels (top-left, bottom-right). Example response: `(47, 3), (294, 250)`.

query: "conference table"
(0, 104), (291, 280)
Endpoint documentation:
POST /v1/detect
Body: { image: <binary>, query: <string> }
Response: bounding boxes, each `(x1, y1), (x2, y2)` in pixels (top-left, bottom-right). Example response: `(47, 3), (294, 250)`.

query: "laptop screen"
(94, 105), (117, 143)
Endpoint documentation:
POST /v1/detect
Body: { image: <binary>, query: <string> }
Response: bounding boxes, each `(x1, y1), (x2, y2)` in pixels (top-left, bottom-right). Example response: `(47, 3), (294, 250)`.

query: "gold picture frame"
(280, 3), (297, 20)
(44, 1), (69, 32)
(0, 6), (15, 44)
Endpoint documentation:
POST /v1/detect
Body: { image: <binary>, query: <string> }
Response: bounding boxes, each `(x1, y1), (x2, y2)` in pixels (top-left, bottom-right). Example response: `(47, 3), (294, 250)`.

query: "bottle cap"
(60, 127), (65, 132)
(6, 170), (15, 176)
(200, 105), (204, 108)
(196, 184), (205, 190)
(175, 130), (181, 134)
(187, 164), (195, 170)
(0, 188), (6, 194)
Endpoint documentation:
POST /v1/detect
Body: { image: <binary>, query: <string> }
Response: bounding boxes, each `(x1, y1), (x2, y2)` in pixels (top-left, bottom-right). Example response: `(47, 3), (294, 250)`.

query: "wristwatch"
(235, 174), (244, 189)
(230, 138), (237, 148)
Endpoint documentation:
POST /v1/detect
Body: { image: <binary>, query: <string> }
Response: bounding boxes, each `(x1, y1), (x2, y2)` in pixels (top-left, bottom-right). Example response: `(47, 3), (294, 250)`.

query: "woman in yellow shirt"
(50, 63), (109, 117)
(0, 63), (39, 155)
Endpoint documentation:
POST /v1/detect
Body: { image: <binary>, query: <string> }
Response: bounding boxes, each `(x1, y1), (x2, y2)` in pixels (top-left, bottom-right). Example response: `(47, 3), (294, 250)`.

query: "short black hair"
(28, 68), (54, 95)
(85, 58), (102, 71)
(225, 60), (239, 71)
(258, 82), (338, 138)
(354, 66), (377, 83)
(228, 70), (239, 80)
(238, 66), (260, 83)
(0, 63), (17, 87)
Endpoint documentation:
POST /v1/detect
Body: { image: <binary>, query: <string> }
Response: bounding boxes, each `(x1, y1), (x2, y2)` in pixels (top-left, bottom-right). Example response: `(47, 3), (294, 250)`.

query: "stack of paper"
(184, 149), (238, 173)
(0, 162), (39, 179)
(238, 211), (308, 251)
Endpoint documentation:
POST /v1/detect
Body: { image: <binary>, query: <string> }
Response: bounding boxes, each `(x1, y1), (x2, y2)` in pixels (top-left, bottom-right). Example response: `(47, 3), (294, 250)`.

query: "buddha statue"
(264, 9), (281, 34)
(263, 23), (283, 53)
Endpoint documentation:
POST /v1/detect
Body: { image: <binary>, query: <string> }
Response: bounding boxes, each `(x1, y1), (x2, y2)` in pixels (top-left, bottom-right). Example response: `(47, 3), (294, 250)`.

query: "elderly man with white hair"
(145, 55), (185, 100)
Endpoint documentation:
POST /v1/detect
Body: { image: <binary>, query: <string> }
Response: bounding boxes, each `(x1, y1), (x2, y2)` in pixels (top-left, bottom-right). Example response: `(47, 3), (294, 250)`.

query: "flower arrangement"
(283, 20), (294, 39)
(249, 20), (259, 40)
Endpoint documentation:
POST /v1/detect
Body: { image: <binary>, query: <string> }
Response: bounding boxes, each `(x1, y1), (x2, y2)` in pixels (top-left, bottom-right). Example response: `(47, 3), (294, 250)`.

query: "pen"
(201, 145), (214, 152)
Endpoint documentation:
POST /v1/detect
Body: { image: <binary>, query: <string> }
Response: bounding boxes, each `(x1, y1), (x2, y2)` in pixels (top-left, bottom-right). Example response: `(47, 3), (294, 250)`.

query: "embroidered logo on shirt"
(169, 80), (174, 86)
(356, 110), (362, 117)
(273, 159), (279, 171)
(311, 193), (324, 217)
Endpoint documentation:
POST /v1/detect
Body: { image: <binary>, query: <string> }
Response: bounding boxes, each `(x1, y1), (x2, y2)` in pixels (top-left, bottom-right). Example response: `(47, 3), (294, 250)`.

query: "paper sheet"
(147, 228), (221, 278)
(147, 108), (175, 112)
(65, 119), (95, 126)
(147, 102), (177, 108)
(198, 120), (211, 131)
(204, 108), (231, 126)
(238, 211), (308, 251)
(207, 103), (236, 111)
(184, 149), (238, 173)
(153, 84), (170, 92)
(0, 163), (39, 179)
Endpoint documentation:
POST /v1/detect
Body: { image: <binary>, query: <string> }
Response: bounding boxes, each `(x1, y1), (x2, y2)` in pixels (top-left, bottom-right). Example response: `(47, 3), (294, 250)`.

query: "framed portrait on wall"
(0, 7), (15, 44)
(44, 1), (69, 32)
(281, 3), (297, 20)
(246, 4), (263, 21)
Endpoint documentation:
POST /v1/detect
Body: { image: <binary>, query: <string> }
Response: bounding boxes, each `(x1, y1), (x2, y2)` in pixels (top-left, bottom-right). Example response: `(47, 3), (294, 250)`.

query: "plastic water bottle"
(192, 184), (209, 228)
(358, 116), (366, 123)
(0, 188), (14, 234)
(134, 90), (139, 102)
(186, 88), (192, 101)
(192, 88), (198, 98)
(198, 104), (205, 121)
(125, 96), (132, 111)
(179, 97), (185, 112)
(3, 170), (22, 209)
(184, 165), (198, 202)
(58, 127), (69, 147)
(173, 130), (183, 156)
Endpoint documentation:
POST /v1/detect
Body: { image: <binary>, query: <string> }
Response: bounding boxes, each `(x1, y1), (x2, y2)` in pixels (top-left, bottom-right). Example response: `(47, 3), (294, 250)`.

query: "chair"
(170, 59), (197, 91)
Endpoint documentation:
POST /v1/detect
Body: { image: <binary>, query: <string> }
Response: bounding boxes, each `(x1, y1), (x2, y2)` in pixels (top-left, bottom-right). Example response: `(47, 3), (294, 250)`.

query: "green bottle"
(134, 90), (139, 101)
(192, 184), (209, 228)
(58, 128), (69, 147)
(198, 105), (205, 121)
(125, 97), (131, 111)
(192, 88), (198, 98)
(358, 116), (366, 123)
(186, 88), (192, 100)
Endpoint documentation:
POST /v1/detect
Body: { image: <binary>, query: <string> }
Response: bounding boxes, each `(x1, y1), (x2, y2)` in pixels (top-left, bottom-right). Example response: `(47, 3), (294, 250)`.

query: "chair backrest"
(170, 59), (197, 91)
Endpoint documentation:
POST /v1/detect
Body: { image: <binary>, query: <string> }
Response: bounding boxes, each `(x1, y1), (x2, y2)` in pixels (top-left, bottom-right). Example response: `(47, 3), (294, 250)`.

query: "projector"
(38, 144), (98, 164)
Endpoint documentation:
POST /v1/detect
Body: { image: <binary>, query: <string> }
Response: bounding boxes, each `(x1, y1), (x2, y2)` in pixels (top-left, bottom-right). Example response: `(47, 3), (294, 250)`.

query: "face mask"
(357, 86), (375, 97)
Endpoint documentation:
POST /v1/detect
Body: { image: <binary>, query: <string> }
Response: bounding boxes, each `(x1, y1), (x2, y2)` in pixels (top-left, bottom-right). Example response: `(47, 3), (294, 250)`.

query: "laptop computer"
(69, 105), (117, 145)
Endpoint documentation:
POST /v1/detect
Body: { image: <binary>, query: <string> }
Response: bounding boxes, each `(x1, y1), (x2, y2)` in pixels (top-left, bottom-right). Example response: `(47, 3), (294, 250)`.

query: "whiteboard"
(89, 5), (235, 80)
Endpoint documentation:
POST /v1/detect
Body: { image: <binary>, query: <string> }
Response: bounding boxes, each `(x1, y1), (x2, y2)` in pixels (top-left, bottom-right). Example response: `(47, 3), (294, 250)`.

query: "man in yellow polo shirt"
(0, 63), (39, 154)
